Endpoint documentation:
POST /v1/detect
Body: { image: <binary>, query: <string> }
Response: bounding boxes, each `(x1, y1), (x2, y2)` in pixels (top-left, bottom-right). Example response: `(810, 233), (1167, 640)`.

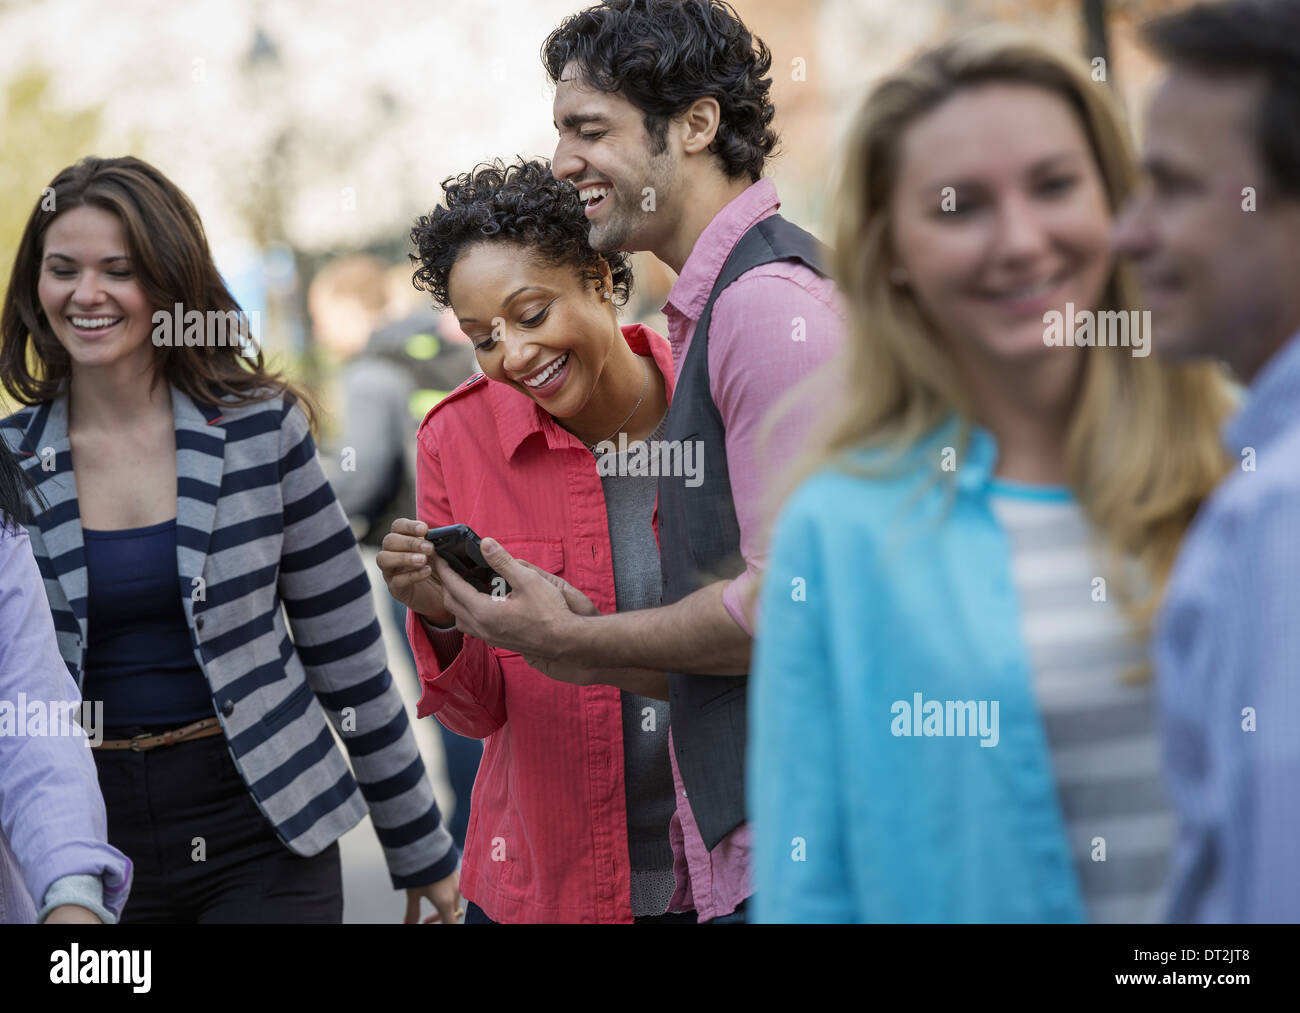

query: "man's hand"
(434, 538), (586, 659)
(508, 562), (662, 690)
(403, 869), (463, 924)
(44, 905), (102, 924)
(377, 519), (455, 625)
(516, 560), (601, 618)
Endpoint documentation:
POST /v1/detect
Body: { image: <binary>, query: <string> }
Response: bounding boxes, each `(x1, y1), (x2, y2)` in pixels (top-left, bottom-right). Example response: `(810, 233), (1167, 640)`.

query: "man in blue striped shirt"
(1114, 0), (1300, 921)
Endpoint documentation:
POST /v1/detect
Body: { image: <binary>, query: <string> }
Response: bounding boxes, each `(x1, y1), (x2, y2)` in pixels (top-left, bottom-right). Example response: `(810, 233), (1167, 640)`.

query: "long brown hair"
(0, 156), (316, 428)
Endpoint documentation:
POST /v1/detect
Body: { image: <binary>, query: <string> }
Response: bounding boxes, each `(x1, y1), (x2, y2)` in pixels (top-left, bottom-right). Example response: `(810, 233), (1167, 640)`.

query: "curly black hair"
(410, 158), (634, 309)
(542, 0), (778, 182)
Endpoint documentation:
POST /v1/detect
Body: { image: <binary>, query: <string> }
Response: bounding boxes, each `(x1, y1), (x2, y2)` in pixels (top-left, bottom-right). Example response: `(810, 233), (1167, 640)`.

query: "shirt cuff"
(721, 571), (757, 638)
(419, 615), (464, 669)
(38, 874), (116, 924)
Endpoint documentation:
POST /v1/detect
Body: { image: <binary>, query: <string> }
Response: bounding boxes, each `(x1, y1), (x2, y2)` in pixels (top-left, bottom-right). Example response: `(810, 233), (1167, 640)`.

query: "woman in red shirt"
(378, 159), (690, 923)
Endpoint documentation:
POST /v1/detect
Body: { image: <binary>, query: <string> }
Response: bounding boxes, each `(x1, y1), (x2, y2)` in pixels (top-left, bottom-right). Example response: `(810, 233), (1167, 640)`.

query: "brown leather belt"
(94, 716), (225, 751)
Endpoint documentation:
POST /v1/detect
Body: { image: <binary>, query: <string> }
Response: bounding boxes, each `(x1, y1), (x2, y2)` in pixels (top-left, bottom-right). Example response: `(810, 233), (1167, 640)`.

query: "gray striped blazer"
(0, 383), (457, 888)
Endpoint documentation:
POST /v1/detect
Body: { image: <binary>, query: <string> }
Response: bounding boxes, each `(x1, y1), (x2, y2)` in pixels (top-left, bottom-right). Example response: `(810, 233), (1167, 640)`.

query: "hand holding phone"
(424, 524), (512, 597)
(377, 519), (455, 623)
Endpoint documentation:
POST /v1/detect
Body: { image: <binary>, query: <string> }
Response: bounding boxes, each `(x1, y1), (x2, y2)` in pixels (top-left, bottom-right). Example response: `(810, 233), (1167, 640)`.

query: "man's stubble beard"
(588, 188), (658, 254)
(589, 152), (676, 254)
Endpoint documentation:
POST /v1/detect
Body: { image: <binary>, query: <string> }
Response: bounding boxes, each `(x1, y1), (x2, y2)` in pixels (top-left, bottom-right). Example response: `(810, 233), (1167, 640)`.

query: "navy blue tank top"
(82, 518), (214, 727)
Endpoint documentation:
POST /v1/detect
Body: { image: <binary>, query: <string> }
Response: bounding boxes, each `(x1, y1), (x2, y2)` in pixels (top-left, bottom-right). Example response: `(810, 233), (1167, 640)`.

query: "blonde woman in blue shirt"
(749, 29), (1234, 923)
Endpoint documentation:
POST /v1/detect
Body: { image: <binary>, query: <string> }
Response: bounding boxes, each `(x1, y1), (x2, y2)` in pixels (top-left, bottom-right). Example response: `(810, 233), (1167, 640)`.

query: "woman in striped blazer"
(0, 156), (460, 923)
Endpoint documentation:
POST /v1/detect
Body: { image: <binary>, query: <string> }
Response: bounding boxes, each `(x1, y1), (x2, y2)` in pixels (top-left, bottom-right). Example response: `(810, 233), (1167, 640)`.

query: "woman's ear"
(595, 259), (615, 302)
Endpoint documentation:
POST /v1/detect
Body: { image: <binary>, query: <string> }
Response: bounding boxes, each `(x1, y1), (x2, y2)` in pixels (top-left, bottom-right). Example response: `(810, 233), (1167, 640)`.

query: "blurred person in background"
(748, 29), (1234, 923)
(378, 157), (693, 923)
(1113, 0), (1300, 923)
(0, 441), (132, 924)
(310, 254), (478, 849)
(0, 156), (460, 924)
(311, 256), (476, 549)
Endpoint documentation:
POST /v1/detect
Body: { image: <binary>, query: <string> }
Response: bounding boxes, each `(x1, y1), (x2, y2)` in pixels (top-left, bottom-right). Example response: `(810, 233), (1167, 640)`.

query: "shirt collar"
(663, 178), (780, 325)
(488, 322), (675, 460)
(1223, 329), (1300, 455)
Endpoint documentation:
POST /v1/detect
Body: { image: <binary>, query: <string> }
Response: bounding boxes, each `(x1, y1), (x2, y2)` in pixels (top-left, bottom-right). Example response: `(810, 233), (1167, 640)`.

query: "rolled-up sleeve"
(708, 267), (844, 635)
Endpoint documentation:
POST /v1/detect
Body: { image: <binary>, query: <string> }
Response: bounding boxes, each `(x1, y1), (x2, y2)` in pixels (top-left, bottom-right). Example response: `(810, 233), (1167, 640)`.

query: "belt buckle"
(129, 731), (157, 753)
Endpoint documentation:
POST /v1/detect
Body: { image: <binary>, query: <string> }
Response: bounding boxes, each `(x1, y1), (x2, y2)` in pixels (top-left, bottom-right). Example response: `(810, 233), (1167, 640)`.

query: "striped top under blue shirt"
(990, 479), (1169, 923)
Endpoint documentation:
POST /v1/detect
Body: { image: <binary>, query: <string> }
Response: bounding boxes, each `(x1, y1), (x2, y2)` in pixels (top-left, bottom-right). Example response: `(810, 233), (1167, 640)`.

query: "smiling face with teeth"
(889, 83), (1113, 376)
(38, 205), (155, 376)
(551, 67), (682, 258)
(447, 239), (654, 443)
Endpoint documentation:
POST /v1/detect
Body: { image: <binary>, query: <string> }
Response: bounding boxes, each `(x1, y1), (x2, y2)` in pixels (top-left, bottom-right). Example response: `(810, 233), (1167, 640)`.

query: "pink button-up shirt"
(661, 177), (845, 920)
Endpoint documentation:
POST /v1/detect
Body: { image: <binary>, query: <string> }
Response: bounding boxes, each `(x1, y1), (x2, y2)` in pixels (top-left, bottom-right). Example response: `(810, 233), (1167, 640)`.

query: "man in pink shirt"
(432, 0), (843, 922)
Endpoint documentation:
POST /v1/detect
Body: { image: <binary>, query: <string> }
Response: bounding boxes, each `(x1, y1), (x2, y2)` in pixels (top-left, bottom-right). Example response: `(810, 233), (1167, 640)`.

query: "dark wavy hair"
(410, 158), (634, 308)
(0, 156), (317, 429)
(1143, 0), (1300, 200)
(542, 0), (777, 182)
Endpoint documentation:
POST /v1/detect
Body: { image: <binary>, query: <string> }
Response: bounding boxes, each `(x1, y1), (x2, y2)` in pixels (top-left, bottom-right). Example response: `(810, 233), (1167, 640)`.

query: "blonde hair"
(771, 27), (1233, 669)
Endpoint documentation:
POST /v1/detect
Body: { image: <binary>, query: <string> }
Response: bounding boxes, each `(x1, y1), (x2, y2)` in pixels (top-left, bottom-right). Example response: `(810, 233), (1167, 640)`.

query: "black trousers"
(92, 728), (343, 923)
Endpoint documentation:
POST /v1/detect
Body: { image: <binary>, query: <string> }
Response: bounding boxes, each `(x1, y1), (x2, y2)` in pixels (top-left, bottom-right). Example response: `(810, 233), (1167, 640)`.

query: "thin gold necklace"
(584, 355), (649, 454)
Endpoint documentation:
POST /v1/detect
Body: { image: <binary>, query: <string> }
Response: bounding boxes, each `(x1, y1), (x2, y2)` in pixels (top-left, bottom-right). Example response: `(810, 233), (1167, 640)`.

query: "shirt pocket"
(484, 535), (566, 662)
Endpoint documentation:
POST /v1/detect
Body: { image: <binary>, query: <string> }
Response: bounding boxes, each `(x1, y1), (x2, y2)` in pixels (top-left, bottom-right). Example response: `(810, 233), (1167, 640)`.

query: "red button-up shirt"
(406, 323), (677, 923)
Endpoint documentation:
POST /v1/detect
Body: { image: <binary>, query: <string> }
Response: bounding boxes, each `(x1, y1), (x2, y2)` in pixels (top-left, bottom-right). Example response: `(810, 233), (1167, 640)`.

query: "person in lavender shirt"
(1113, 0), (1300, 921)
(0, 442), (132, 924)
(427, 0), (843, 923)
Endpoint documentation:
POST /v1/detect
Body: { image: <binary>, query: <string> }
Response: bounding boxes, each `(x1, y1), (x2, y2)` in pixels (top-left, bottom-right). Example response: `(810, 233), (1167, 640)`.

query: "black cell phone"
(424, 524), (510, 596)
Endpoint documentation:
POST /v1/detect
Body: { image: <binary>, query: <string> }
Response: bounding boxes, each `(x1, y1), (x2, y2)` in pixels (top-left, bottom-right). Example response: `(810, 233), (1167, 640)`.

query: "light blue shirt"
(1155, 330), (1300, 923)
(748, 421), (1086, 922)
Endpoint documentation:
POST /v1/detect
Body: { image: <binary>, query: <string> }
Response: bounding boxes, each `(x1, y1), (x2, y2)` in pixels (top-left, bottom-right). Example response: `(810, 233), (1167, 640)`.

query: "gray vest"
(658, 215), (828, 849)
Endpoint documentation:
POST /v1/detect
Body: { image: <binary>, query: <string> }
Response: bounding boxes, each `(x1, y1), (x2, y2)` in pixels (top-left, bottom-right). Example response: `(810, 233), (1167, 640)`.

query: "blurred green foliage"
(0, 67), (102, 297)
